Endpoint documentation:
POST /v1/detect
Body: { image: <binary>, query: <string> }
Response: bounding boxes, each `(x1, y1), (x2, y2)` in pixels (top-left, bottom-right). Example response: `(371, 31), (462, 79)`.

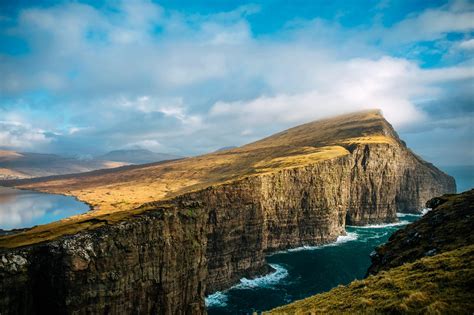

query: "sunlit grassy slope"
(0, 110), (398, 248)
(267, 245), (474, 315)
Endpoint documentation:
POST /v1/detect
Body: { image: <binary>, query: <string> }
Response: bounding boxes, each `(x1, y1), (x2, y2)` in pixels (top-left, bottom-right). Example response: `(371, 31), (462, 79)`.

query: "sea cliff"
(0, 110), (455, 314)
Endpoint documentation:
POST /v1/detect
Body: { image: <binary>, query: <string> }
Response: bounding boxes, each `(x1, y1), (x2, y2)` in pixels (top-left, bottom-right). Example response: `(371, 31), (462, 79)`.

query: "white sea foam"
(421, 208), (432, 215)
(205, 291), (228, 308)
(336, 232), (358, 243)
(233, 264), (289, 289)
(205, 264), (289, 308)
(350, 220), (410, 229)
(397, 208), (431, 218)
(396, 212), (421, 218)
(272, 232), (359, 254)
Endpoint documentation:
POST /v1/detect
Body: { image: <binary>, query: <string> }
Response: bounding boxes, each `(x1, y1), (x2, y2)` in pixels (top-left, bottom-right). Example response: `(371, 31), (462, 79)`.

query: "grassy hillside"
(0, 110), (405, 248)
(8, 110), (396, 213)
(268, 190), (474, 314)
(368, 189), (474, 275)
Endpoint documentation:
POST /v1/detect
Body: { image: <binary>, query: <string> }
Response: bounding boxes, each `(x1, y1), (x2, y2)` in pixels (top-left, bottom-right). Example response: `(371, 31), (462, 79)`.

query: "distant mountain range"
(0, 149), (182, 180)
(97, 149), (182, 165)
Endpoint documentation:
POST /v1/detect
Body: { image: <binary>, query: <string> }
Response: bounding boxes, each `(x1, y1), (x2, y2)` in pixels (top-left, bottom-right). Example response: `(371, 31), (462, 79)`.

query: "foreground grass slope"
(269, 190), (474, 314)
(368, 189), (474, 275)
(269, 245), (474, 314)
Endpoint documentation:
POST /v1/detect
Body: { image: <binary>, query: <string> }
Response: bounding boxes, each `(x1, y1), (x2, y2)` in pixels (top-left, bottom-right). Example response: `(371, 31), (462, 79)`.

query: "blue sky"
(0, 0), (473, 166)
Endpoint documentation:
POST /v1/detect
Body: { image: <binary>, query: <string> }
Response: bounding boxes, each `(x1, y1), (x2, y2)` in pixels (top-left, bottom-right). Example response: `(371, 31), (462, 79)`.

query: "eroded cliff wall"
(0, 207), (208, 314)
(0, 141), (455, 314)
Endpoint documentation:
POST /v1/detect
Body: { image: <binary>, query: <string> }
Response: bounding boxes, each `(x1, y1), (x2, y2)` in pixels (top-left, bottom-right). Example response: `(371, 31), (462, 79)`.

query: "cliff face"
(0, 111), (456, 314)
(346, 143), (455, 224)
(0, 205), (208, 314)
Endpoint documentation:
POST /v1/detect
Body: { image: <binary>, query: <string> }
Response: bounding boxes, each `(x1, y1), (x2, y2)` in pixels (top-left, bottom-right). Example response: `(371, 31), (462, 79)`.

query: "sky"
(0, 0), (473, 166)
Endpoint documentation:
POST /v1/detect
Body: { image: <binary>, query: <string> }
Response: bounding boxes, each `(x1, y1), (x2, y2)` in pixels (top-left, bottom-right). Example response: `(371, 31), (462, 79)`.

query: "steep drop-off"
(0, 110), (455, 313)
(269, 190), (474, 314)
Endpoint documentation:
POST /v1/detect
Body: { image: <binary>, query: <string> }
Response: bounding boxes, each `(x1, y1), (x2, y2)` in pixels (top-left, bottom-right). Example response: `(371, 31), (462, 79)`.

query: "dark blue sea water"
(206, 214), (421, 314)
(0, 186), (90, 230)
(440, 165), (474, 194)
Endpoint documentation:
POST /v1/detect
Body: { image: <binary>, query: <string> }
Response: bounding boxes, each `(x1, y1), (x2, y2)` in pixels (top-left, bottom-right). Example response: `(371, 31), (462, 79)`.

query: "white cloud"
(0, 121), (52, 150)
(458, 38), (474, 50)
(382, 0), (474, 44)
(0, 0), (472, 165)
(124, 139), (162, 151)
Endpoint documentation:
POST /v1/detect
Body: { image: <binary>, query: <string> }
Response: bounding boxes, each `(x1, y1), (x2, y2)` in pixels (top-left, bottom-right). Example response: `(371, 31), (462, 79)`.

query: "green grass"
(267, 245), (474, 314)
(369, 189), (474, 274)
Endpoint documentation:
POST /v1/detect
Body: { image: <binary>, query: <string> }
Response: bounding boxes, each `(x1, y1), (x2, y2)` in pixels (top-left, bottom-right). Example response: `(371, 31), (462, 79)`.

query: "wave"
(363, 231), (389, 240)
(205, 291), (228, 308)
(205, 264), (289, 307)
(396, 212), (421, 218)
(350, 220), (410, 229)
(336, 232), (358, 243)
(233, 263), (289, 289)
(273, 232), (359, 254)
(397, 208), (431, 218)
(421, 208), (432, 215)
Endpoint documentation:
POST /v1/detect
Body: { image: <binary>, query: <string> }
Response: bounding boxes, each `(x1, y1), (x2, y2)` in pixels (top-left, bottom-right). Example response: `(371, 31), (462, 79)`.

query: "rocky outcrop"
(0, 112), (456, 314)
(367, 189), (474, 275)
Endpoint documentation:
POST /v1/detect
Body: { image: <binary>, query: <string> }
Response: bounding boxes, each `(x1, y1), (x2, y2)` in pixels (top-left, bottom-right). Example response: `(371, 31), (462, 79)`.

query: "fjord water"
(207, 214), (421, 314)
(0, 186), (90, 231)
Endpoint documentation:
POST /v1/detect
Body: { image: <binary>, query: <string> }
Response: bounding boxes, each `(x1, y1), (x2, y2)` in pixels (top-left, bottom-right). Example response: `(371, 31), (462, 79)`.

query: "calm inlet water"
(207, 214), (421, 314)
(0, 186), (90, 230)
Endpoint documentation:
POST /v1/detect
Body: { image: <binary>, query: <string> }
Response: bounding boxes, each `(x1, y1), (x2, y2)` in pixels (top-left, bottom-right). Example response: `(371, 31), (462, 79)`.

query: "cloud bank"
(0, 0), (472, 165)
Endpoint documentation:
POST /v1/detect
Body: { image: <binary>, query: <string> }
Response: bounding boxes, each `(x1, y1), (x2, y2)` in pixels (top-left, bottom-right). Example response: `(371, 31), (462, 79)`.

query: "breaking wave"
(421, 208), (432, 215)
(205, 264), (289, 308)
(272, 232), (359, 254)
(396, 212), (421, 218)
(205, 291), (228, 308)
(350, 221), (410, 229)
(233, 264), (289, 289)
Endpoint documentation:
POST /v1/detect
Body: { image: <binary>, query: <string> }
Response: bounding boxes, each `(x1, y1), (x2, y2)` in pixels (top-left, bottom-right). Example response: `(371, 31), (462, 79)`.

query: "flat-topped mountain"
(0, 110), (456, 314)
(3, 110), (454, 214)
(0, 150), (127, 180)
